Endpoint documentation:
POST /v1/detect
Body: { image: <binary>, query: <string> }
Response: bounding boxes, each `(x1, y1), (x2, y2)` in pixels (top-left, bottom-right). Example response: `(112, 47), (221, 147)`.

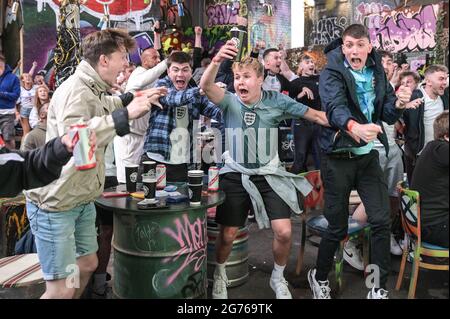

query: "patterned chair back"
(397, 182), (421, 241)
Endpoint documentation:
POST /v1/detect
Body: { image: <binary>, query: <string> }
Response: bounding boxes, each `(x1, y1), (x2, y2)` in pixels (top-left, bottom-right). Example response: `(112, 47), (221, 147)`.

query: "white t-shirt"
(374, 122), (397, 148)
(262, 74), (281, 92)
(29, 107), (39, 128)
(421, 87), (444, 152)
(147, 105), (191, 165)
(19, 86), (36, 110)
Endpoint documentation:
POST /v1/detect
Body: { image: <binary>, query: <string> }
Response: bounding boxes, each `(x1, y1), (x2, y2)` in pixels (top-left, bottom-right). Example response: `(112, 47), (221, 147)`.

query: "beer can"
(156, 164), (167, 189)
(208, 166), (219, 192)
(230, 27), (247, 62)
(69, 122), (96, 170)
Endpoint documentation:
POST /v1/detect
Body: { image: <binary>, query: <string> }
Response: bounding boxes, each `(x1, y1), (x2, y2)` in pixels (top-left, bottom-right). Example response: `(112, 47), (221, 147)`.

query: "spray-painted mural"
(23, 0), (158, 75)
(203, 0), (246, 57)
(304, 0), (351, 48)
(247, 0), (291, 49)
(355, 2), (440, 53)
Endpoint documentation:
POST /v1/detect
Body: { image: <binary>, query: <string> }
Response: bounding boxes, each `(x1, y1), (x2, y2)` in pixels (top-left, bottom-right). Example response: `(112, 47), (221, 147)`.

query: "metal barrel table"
(95, 184), (225, 299)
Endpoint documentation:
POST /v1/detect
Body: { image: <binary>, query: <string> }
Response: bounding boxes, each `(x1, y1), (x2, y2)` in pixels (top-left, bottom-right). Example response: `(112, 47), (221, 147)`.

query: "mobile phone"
(137, 199), (168, 210)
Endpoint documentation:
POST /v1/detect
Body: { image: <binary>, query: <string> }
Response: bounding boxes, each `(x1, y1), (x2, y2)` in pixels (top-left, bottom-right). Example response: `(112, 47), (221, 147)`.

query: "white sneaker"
(307, 268), (331, 299)
(390, 234), (403, 256)
(269, 277), (292, 299)
(343, 240), (364, 271)
(212, 273), (229, 299)
(367, 287), (389, 299)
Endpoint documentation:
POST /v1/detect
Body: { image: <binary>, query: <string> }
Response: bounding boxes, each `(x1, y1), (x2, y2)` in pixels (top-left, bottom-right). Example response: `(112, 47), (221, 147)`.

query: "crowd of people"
(0, 20), (448, 300)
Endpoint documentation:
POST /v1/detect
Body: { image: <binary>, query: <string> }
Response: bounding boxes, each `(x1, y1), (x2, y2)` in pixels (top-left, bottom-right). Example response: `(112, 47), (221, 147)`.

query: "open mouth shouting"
(175, 79), (187, 89)
(349, 57), (363, 70)
(238, 87), (249, 98)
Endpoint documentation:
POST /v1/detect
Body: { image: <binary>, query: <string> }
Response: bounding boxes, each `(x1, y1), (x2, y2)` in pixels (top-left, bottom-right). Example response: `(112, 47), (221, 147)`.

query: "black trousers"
(290, 121), (321, 174)
(405, 153), (416, 185)
(423, 217), (449, 248)
(315, 150), (391, 288)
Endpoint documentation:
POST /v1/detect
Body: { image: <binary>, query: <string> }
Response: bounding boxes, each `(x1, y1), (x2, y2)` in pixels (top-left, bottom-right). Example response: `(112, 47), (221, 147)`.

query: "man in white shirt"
(114, 46), (168, 184)
(404, 64), (449, 181)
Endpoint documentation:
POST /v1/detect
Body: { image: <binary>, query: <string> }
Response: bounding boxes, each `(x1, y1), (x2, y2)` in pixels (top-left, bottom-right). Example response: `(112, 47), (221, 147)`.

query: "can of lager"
(208, 166), (219, 192)
(68, 122), (96, 170)
(230, 27), (247, 62)
(156, 164), (167, 189)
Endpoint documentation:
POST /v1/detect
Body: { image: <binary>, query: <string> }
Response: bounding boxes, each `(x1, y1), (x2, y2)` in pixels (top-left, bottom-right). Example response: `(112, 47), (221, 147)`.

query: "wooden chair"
(295, 170), (324, 275)
(395, 182), (449, 299)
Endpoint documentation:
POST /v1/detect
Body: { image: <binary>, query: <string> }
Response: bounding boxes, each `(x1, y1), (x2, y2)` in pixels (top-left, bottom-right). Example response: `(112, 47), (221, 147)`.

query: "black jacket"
(289, 74), (321, 110)
(319, 38), (402, 154)
(0, 137), (72, 197)
(403, 87), (449, 158)
(411, 140), (449, 227)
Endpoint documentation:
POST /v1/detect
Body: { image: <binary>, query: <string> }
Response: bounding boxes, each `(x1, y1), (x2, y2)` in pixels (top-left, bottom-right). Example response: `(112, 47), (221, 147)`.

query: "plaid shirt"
(143, 76), (223, 160)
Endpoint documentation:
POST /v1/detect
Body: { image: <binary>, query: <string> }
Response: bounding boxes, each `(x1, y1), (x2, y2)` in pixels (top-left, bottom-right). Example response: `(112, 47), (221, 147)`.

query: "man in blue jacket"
(0, 53), (21, 150)
(307, 24), (421, 299)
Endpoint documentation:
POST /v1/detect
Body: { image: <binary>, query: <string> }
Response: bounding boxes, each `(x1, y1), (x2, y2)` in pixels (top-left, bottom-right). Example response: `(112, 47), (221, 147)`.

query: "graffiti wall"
(354, 1), (440, 53)
(203, 0), (246, 57)
(247, 0), (291, 49)
(22, 0), (160, 74)
(304, 0), (351, 48)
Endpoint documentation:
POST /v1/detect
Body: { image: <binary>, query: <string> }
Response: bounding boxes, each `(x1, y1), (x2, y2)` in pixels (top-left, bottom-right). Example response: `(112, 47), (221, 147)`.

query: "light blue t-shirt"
(344, 62), (376, 155)
(218, 90), (308, 168)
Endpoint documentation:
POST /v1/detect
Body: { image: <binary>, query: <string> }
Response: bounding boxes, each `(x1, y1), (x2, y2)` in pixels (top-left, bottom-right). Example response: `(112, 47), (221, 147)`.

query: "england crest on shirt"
(243, 112), (256, 126)
(176, 107), (187, 120)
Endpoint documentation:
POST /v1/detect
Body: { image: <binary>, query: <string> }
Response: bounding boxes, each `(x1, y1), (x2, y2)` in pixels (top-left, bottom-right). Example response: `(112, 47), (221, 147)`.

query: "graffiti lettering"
(206, 3), (240, 27)
(363, 4), (438, 52)
(133, 222), (160, 251)
(355, 2), (391, 24)
(162, 215), (207, 286)
(309, 16), (349, 46)
(181, 272), (205, 298)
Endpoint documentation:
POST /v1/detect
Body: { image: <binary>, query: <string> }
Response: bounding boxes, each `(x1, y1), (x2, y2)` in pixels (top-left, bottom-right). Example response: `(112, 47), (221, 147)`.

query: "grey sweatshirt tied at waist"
(220, 151), (313, 229)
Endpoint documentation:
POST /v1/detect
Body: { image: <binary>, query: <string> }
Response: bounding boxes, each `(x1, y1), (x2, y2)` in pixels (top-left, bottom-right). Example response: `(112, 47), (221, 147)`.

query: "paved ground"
(102, 212), (448, 300)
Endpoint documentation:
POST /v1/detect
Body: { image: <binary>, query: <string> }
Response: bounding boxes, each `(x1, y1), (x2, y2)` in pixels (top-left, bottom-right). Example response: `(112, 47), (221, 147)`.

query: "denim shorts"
(26, 201), (98, 281)
(19, 105), (33, 118)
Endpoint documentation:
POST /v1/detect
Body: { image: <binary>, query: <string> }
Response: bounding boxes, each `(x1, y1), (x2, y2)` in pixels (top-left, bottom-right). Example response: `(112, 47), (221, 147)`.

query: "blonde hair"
(232, 57), (264, 77)
(35, 84), (50, 111)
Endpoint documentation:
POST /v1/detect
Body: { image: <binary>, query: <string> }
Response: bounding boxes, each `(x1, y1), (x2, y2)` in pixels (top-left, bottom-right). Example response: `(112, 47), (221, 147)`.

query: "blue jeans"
(26, 201), (98, 281)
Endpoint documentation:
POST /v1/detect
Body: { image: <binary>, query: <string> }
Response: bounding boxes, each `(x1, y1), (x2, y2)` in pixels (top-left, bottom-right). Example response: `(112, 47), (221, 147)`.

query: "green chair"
(395, 182), (449, 299)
